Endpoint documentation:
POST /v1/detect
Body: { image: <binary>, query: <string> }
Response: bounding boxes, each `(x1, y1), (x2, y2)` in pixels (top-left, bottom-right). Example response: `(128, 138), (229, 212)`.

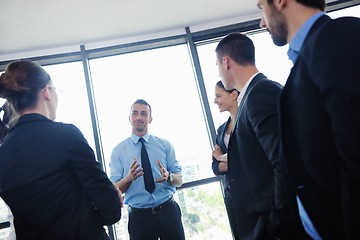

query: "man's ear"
(149, 116), (153, 124)
(223, 56), (230, 70)
(275, 0), (287, 11)
(41, 87), (51, 100)
(231, 90), (239, 100)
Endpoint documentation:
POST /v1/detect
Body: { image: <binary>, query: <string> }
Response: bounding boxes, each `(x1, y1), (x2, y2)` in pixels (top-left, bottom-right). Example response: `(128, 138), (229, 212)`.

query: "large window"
(90, 44), (214, 181)
(44, 62), (95, 150)
(89, 44), (231, 238)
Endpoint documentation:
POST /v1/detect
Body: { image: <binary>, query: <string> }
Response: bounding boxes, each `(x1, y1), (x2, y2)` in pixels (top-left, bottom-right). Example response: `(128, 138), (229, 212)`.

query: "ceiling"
(0, 0), (260, 57)
(0, 0), (357, 59)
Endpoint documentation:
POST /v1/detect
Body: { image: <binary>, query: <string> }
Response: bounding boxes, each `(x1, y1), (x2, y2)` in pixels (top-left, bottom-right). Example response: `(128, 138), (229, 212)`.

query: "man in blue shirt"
(110, 99), (185, 240)
(257, 0), (360, 239)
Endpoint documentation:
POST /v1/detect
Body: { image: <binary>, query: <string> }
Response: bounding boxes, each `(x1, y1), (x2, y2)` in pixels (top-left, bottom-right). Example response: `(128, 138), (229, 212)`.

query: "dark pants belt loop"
(128, 196), (174, 215)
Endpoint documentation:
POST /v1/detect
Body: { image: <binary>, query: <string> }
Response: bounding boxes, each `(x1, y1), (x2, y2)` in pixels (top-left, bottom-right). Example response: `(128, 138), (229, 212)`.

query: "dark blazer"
(279, 15), (360, 239)
(0, 114), (121, 240)
(212, 118), (241, 240)
(212, 117), (231, 188)
(228, 73), (284, 239)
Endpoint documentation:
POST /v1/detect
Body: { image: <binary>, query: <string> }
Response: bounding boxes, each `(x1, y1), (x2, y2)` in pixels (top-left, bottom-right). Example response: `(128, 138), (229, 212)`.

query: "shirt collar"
(131, 133), (150, 143)
(288, 12), (325, 63)
(237, 72), (260, 105)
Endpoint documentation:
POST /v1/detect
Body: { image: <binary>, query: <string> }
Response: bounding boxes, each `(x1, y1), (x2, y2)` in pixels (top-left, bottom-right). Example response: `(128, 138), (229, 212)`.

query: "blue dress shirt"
(288, 12), (325, 63)
(109, 133), (182, 208)
(287, 11), (325, 240)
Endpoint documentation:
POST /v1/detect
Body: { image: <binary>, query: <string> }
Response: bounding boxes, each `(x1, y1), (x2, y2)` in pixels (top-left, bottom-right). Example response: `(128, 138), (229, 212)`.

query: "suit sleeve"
(212, 151), (223, 175)
(212, 124), (226, 176)
(306, 17), (360, 238)
(247, 80), (287, 208)
(247, 80), (282, 171)
(65, 125), (121, 225)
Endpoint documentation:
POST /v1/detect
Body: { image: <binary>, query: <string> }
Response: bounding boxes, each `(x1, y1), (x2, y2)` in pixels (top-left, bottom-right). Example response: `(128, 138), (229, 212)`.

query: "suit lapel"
(282, 15), (332, 102)
(218, 117), (230, 152)
(231, 73), (268, 137)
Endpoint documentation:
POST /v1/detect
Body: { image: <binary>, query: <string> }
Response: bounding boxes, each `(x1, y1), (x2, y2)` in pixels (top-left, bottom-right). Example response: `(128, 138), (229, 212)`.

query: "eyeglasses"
(46, 85), (63, 93)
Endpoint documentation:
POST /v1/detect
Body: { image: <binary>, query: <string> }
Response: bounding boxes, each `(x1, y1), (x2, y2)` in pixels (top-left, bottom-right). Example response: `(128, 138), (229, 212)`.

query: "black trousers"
(224, 189), (241, 240)
(128, 198), (185, 240)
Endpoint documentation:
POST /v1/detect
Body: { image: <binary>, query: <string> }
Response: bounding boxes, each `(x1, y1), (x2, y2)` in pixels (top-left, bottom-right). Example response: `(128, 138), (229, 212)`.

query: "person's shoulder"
(150, 135), (173, 146)
(252, 75), (283, 91)
(151, 134), (167, 142)
(217, 120), (228, 133)
(246, 75), (282, 107)
(317, 16), (360, 39)
(112, 137), (132, 150)
(330, 16), (360, 27)
(48, 122), (90, 145)
(51, 121), (82, 136)
(52, 121), (78, 129)
(214, 121), (228, 137)
(306, 16), (360, 58)
(319, 16), (360, 33)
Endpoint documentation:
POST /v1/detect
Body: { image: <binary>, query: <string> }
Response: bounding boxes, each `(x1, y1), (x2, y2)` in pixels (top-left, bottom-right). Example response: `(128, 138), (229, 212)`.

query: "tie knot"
(139, 137), (145, 144)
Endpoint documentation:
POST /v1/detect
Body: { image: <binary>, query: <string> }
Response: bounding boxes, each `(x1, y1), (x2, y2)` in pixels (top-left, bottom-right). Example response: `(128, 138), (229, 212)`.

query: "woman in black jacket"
(0, 60), (122, 240)
(212, 80), (240, 240)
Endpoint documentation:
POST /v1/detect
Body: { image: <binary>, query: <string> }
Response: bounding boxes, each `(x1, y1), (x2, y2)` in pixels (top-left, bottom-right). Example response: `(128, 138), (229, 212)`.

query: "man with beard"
(257, 0), (360, 239)
(110, 99), (185, 240)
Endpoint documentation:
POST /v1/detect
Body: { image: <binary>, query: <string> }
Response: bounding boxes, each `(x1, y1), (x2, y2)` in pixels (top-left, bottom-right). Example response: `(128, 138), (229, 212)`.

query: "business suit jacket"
(0, 114), (121, 240)
(212, 118), (241, 240)
(228, 73), (284, 239)
(279, 15), (360, 239)
(212, 117), (231, 188)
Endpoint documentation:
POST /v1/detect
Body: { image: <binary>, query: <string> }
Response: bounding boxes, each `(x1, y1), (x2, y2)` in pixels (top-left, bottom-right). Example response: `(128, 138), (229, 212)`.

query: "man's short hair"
(132, 99), (152, 116)
(215, 32), (256, 66)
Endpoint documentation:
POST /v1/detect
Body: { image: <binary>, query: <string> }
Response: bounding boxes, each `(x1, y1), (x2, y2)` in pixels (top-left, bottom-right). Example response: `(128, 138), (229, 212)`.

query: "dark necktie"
(139, 138), (155, 193)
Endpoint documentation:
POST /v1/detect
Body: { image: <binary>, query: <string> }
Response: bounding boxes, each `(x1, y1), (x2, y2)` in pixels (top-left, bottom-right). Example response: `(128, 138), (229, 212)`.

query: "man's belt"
(128, 196), (174, 215)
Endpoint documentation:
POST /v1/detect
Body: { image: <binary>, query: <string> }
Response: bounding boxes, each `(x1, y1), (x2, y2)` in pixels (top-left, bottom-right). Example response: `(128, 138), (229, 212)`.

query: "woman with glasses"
(0, 60), (122, 240)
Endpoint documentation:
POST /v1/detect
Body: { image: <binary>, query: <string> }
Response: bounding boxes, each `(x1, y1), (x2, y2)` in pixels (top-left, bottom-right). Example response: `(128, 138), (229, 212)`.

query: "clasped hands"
(213, 144), (227, 162)
(127, 157), (170, 183)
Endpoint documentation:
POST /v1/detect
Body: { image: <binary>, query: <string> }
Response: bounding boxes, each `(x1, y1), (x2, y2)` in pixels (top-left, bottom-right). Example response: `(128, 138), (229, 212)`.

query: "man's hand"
(126, 157), (144, 182)
(114, 157), (144, 193)
(155, 160), (169, 183)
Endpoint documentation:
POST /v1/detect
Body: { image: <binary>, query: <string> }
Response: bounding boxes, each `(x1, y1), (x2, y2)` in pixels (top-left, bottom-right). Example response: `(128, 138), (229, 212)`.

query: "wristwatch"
(167, 172), (173, 184)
